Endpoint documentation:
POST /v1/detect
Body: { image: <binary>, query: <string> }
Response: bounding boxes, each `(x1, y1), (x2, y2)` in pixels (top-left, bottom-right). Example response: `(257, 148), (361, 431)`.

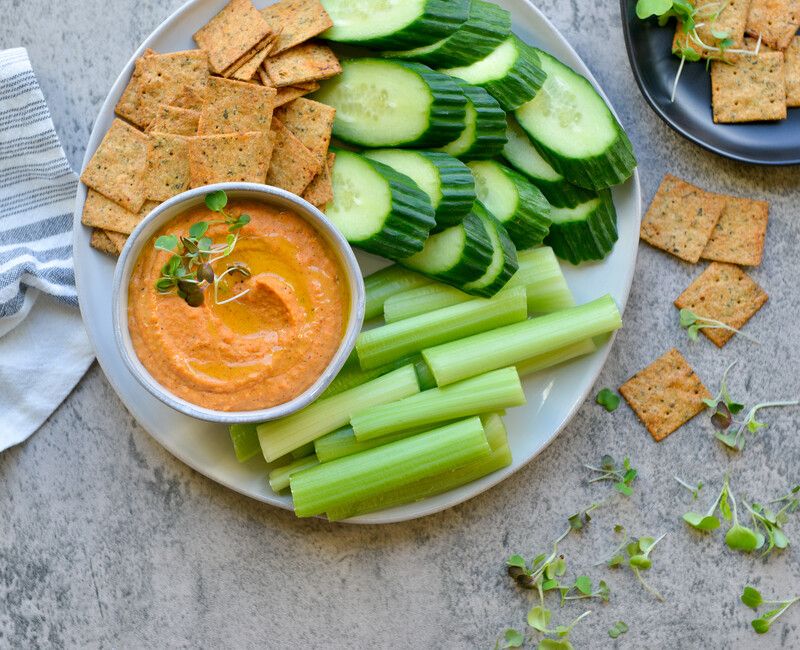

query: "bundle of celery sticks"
(230, 248), (622, 520)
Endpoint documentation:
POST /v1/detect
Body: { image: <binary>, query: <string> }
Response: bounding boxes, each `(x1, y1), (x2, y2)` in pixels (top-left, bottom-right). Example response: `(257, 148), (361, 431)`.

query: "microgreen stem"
(674, 476), (699, 493)
(671, 55), (686, 102)
(632, 567), (665, 601)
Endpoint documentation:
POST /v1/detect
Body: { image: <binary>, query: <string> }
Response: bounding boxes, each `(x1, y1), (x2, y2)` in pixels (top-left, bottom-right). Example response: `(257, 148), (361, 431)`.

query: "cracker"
(620, 348), (711, 442)
(144, 133), (191, 201)
(115, 50), (210, 128)
(90, 228), (118, 256)
(81, 189), (157, 235)
(711, 50), (787, 123)
(145, 104), (200, 135)
(784, 36), (800, 105)
(80, 119), (149, 212)
(197, 77), (278, 135)
(274, 97), (335, 166)
(263, 42), (341, 87)
(260, 0), (333, 55)
(701, 196), (769, 266)
(229, 44), (273, 81)
(265, 118), (321, 194)
(302, 151), (335, 207)
(640, 174), (727, 263)
(672, 0), (751, 59)
(105, 230), (128, 255)
(187, 132), (273, 187)
(194, 0), (273, 74)
(746, 0), (800, 49)
(674, 262), (768, 347)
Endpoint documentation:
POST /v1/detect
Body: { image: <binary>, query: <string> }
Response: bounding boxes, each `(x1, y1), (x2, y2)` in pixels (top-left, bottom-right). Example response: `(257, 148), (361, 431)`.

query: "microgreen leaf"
(635, 0), (674, 19)
(189, 221), (209, 239)
(205, 189), (227, 212)
(537, 640), (573, 650)
(682, 512), (721, 531)
(155, 234), (178, 252)
(574, 576), (592, 595)
(608, 621), (629, 639)
(500, 629), (524, 648)
(595, 388), (620, 412)
(527, 605), (551, 633)
(585, 455), (637, 495)
(741, 586), (763, 609)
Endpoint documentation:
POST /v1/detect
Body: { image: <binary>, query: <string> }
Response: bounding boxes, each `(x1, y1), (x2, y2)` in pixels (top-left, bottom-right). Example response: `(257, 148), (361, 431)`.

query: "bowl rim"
(111, 182), (366, 424)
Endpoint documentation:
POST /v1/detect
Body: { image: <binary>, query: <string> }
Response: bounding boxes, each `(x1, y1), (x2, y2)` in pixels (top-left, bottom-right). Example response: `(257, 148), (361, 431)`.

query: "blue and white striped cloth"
(0, 47), (93, 452)
(0, 47), (79, 333)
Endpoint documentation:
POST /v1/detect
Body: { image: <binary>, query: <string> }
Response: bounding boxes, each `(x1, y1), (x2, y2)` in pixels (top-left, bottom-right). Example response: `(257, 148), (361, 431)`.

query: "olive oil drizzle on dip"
(128, 194), (349, 412)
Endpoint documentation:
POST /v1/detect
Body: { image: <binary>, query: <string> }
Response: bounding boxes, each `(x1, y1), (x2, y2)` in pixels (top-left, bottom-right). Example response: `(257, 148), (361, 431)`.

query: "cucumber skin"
(421, 152), (477, 230)
(516, 49), (637, 190)
(538, 180), (596, 209)
(467, 203), (519, 298)
(545, 191), (618, 265)
(447, 83), (508, 161)
(386, 0), (512, 68)
(495, 163), (552, 250)
(402, 210), (494, 285)
(322, 0), (471, 50)
(451, 37), (546, 112)
(339, 154), (436, 259)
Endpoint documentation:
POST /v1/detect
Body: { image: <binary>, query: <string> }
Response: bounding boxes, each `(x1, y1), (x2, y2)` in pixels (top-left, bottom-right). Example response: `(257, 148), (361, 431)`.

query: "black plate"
(620, 0), (800, 165)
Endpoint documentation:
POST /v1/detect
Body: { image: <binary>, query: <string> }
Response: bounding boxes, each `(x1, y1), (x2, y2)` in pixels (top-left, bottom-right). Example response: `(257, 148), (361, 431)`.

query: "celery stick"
(314, 426), (423, 463)
(356, 286), (528, 370)
(289, 417), (491, 517)
(269, 455), (320, 493)
(352, 367), (525, 441)
(229, 423), (261, 462)
(326, 414), (511, 521)
(291, 442), (316, 459)
(517, 339), (597, 377)
(382, 247), (573, 323)
(364, 265), (431, 320)
(322, 353), (437, 399)
(423, 295), (622, 386)
(257, 365), (420, 461)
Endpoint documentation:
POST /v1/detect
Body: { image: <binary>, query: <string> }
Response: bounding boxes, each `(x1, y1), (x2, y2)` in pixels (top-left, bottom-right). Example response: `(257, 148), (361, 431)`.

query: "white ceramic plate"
(74, 0), (641, 524)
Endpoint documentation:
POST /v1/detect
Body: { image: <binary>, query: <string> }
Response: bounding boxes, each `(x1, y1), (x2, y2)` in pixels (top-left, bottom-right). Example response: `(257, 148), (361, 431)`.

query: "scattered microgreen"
(595, 388), (621, 412)
(602, 525), (667, 601)
(495, 628), (525, 649)
(506, 527), (571, 601)
(679, 309), (759, 344)
(584, 455), (638, 496)
(674, 475), (704, 500)
(608, 621), (629, 639)
(740, 585), (800, 635)
(743, 486), (800, 557)
(154, 190), (252, 308)
(561, 576), (610, 604)
(527, 605), (591, 650)
(567, 503), (602, 531)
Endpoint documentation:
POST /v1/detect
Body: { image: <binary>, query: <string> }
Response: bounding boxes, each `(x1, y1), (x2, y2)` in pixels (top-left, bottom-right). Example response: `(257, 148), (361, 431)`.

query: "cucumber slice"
(545, 191), (618, 265)
(320, 0), (470, 49)
(384, 0), (511, 68)
(314, 59), (467, 148)
(514, 49), (636, 190)
(440, 36), (545, 111)
(463, 202), (518, 297)
(437, 83), (507, 161)
(364, 149), (475, 230)
(402, 209), (493, 286)
(327, 150), (435, 259)
(468, 160), (551, 250)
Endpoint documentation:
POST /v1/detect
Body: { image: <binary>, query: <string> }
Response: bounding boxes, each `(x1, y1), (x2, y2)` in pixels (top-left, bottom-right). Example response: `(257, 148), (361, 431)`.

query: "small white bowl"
(111, 183), (365, 424)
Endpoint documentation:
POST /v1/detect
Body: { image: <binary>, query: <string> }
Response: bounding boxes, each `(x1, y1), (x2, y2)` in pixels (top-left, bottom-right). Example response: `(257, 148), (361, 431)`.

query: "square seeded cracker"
(265, 118), (322, 195)
(672, 0), (751, 59)
(193, 0), (273, 74)
(274, 97), (335, 167)
(145, 104), (200, 135)
(746, 0), (800, 50)
(784, 36), (800, 105)
(711, 50), (787, 123)
(674, 262), (768, 347)
(90, 228), (118, 256)
(80, 119), (150, 213)
(701, 196), (769, 266)
(620, 348), (712, 442)
(302, 151), (335, 208)
(263, 42), (341, 87)
(197, 77), (278, 135)
(82, 189), (158, 235)
(640, 174), (727, 263)
(229, 44), (273, 81)
(115, 50), (209, 129)
(260, 0), (333, 55)
(144, 133), (191, 202)
(188, 132), (274, 187)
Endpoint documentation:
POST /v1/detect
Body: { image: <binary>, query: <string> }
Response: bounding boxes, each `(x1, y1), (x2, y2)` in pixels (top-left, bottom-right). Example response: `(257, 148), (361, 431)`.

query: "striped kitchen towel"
(0, 47), (93, 451)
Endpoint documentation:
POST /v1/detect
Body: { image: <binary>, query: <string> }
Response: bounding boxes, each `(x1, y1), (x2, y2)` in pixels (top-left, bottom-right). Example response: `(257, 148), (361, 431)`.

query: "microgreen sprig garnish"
(584, 455), (638, 496)
(595, 388), (620, 412)
(602, 525), (667, 601)
(744, 487), (800, 556)
(679, 309), (759, 344)
(740, 585), (800, 635)
(154, 190), (252, 308)
(567, 502), (602, 531)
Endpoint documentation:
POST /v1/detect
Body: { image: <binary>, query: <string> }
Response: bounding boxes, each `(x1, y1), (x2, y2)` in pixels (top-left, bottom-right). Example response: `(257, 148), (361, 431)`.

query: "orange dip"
(128, 199), (349, 412)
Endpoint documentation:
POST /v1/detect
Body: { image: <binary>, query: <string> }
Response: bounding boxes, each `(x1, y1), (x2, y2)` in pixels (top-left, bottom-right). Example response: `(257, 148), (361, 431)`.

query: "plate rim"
(74, 0), (642, 524)
(619, 0), (800, 166)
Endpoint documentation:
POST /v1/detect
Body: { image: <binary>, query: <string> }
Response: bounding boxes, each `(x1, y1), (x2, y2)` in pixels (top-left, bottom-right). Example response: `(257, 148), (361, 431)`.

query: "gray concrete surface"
(3, 1), (800, 648)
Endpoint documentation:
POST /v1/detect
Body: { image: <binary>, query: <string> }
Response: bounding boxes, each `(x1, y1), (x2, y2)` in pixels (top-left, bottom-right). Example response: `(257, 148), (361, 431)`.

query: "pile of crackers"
(674, 0), (800, 123)
(81, 0), (341, 256)
(618, 173), (770, 442)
